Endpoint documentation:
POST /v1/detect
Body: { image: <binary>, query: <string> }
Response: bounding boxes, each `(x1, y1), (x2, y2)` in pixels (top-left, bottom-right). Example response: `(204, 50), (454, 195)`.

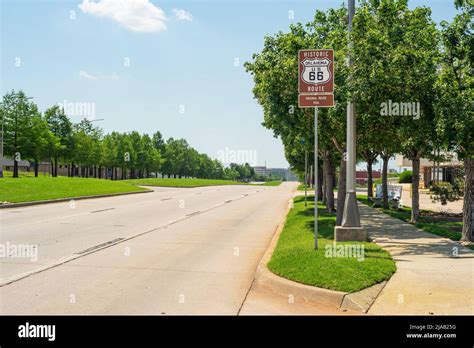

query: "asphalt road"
(0, 182), (297, 314)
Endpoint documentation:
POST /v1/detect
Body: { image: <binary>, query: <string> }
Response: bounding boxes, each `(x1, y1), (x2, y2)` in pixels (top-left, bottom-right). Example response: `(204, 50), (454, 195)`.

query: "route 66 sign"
(298, 49), (334, 94)
(301, 58), (331, 84)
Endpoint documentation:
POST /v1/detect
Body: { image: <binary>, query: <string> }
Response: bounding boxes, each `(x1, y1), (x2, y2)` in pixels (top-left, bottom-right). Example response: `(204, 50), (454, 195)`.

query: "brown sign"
(298, 49), (334, 94)
(298, 94), (334, 108)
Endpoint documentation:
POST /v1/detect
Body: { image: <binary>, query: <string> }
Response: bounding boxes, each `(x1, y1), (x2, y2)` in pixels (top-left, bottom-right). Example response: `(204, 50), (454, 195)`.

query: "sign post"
(298, 49), (334, 250)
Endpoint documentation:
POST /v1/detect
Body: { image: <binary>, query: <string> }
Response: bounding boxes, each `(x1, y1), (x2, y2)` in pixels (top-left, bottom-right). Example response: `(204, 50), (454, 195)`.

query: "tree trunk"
(461, 157), (473, 242)
(318, 161), (323, 201)
(98, 166), (102, 179)
(50, 161), (54, 177)
(367, 158), (374, 198)
(323, 151), (335, 212)
(34, 160), (39, 177)
(382, 155), (389, 209)
(13, 158), (19, 178)
(321, 156), (327, 205)
(54, 158), (58, 177)
(411, 152), (421, 223)
(336, 155), (347, 226)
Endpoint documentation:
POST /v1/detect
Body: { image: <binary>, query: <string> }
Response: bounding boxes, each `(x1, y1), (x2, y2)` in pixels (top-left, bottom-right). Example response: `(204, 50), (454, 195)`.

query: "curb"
(252, 194), (388, 312)
(0, 189), (153, 209)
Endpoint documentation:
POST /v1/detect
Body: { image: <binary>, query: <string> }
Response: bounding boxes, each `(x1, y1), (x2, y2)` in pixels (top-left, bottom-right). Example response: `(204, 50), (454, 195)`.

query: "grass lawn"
(0, 175), (148, 203)
(356, 194), (471, 249)
(297, 183), (313, 191)
(268, 195), (396, 293)
(0, 172), (280, 204)
(123, 178), (246, 187)
(259, 181), (282, 186)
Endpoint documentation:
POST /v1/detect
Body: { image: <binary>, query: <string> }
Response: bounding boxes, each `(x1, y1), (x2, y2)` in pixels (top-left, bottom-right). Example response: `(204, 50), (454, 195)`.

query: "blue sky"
(0, 0), (459, 168)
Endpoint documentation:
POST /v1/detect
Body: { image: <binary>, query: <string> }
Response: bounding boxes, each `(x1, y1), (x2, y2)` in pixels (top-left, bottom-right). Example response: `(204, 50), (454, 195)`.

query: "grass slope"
(0, 171), (281, 204)
(268, 195), (396, 293)
(0, 175), (147, 203)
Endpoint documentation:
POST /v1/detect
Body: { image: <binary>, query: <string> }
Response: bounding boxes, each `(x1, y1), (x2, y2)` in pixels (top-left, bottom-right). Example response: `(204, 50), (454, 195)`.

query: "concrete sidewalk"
(359, 204), (473, 315)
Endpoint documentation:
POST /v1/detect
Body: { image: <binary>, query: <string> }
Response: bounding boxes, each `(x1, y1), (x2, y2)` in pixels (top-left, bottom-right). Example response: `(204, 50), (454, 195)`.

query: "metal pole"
(304, 150), (308, 207)
(341, 0), (361, 228)
(314, 107), (319, 249)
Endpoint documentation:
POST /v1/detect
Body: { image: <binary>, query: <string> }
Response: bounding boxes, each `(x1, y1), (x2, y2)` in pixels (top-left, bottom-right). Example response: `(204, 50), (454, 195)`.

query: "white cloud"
(172, 8), (193, 21)
(79, 70), (119, 80)
(78, 0), (167, 33)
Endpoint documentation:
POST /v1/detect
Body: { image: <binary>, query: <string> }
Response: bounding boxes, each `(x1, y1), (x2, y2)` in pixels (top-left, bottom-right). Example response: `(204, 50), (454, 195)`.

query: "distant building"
(253, 166), (268, 177)
(395, 153), (462, 188)
(1, 159), (32, 172)
(252, 166), (298, 181)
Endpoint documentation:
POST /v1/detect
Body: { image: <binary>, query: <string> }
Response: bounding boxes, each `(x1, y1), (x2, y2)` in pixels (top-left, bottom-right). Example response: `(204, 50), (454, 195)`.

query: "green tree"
(26, 113), (51, 177)
(0, 90), (39, 178)
(436, 0), (473, 240)
(352, 0), (439, 220)
(44, 105), (73, 177)
(245, 6), (350, 217)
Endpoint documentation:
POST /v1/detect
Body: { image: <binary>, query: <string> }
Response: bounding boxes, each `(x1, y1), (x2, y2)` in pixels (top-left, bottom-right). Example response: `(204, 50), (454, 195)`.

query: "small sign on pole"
(299, 93), (334, 108)
(298, 49), (335, 250)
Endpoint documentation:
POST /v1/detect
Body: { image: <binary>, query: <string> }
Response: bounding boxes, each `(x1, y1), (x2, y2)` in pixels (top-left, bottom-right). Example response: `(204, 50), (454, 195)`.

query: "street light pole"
(334, 0), (366, 241)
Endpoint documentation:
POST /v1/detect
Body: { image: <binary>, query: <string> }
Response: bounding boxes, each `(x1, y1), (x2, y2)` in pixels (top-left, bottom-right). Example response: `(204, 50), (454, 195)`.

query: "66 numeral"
(309, 71), (324, 81)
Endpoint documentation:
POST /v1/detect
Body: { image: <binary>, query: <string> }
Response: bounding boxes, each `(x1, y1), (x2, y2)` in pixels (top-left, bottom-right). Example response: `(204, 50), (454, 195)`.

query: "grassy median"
(268, 195), (396, 293)
(0, 175), (148, 203)
(0, 172), (281, 204)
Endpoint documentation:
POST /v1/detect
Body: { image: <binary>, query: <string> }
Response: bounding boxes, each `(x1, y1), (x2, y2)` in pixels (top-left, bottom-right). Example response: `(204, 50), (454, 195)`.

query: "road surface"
(0, 182), (297, 314)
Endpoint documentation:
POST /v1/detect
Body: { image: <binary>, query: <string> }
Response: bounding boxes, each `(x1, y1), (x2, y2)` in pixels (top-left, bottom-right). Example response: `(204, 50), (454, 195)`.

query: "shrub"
(398, 170), (413, 183)
(430, 182), (460, 205)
